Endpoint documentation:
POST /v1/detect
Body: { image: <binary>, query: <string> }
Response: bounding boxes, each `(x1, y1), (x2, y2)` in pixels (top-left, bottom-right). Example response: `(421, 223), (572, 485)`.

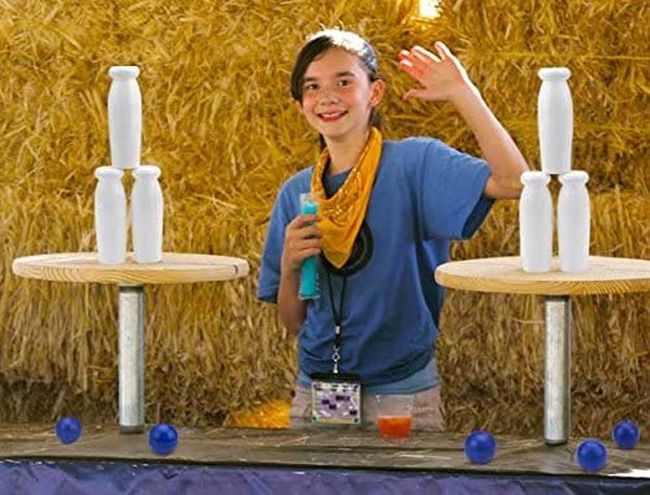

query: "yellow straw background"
(0, 0), (648, 434)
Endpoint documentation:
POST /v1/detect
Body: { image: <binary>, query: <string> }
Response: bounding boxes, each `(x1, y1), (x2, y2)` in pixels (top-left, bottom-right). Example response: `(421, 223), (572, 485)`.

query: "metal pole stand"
(118, 285), (145, 433)
(544, 296), (571, 445)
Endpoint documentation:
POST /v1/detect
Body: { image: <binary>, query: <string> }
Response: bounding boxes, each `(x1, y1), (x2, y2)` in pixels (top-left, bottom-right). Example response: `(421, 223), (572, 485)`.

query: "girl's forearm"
(277, 268), (307, 336)
(451, 85), (530, 195)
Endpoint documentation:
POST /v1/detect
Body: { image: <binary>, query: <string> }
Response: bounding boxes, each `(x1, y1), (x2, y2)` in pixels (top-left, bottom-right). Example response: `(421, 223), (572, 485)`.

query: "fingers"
(398, 51), (422, 76)
(284, 219), (322, 268)
(400, 45), (440, 65)
(412, 45), (441, 63)
(297, 238), (322, 252)
(297, 247), (322, 260)
(434, 41), (453, 60)
(399, 44), (446, 84)
(289, 213), (320, 229)
(399, 48), (427, 65)
(289, 235), (322, 264)
(399, 48), (431, 73)
(399, 46), (437, 100)
(285, 214), (322, 247)
(398, 49), (411, 61)
(292, 237), (321, 253)
(287, 225), (322, 242)
(398, 60), (423, 81)
(399, 41), (460, 102)
(399, 43), (451, 65)
(282, 213), (324, 271)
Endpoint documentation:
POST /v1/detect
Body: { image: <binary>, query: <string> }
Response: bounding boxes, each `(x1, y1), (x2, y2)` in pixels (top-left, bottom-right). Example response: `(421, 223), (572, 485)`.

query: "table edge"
(11, 252), (251, 285)
(435, 256), (650, 296)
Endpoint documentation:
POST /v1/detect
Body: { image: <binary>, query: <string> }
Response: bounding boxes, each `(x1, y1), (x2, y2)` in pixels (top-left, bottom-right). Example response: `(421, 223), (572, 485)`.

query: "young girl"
(258, 29), (529, 430)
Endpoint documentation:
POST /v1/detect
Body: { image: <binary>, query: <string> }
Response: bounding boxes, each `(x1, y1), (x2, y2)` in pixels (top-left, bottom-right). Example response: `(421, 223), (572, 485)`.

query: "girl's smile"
(318, 110), (348, 123)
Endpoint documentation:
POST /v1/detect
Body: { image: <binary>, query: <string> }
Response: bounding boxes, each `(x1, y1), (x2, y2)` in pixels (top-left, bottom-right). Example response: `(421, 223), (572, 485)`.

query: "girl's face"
(298, 47), (384, 145)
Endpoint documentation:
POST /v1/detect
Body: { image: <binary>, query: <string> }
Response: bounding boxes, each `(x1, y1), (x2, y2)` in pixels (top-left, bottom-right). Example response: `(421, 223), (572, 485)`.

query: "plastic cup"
(375, 394), (414, 439)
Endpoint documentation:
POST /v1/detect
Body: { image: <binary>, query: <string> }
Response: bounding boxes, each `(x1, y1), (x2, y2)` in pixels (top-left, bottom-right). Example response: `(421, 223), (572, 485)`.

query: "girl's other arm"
(399, 42), (529, 199)
(278, 269), (306, 336)
(278, 214), (321, 335)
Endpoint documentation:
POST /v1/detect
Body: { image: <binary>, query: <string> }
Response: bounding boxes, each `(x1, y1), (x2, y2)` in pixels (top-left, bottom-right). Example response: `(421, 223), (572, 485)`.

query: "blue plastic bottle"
(299, 193), (319, 300)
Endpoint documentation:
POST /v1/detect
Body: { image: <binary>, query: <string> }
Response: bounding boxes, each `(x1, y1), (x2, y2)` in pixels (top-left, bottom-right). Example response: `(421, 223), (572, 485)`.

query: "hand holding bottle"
(281, 214), (322, 274)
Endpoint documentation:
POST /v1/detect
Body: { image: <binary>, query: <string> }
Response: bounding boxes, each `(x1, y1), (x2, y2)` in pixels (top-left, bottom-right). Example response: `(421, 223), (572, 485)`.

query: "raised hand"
(398, 42), (476, 103)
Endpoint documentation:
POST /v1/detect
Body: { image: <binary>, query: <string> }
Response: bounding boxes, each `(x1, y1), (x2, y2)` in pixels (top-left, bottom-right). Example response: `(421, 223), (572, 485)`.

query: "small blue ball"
(576, 439), (607, 473)
(464, 430), (496, 464)
(55, 416), (82, 445)
(612, 420), (640, 450)
(149, 423), (179, 455)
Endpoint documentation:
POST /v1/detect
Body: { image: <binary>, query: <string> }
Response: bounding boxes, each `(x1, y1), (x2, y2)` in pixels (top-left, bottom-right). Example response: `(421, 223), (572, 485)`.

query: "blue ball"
(149, 423), (179, 455)
(464, 430), (496, 464)
(576, 439), (607, 473)
(55, 416), (82, 445)
(612, 420), (640, 450)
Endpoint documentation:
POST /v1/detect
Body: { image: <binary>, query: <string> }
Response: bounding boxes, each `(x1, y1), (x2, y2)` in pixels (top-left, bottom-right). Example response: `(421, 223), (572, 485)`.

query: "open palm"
(398, 42), (474, 102)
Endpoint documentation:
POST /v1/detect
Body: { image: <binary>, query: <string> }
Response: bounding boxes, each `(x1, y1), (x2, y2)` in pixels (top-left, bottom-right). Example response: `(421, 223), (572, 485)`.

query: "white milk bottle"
(519, 171), (553, 272)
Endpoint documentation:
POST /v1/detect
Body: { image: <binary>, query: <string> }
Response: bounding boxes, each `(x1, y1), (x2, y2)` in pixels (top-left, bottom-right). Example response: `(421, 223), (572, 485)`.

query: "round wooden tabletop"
(12, 252), (250, 285)
(435, 256), (650, 296)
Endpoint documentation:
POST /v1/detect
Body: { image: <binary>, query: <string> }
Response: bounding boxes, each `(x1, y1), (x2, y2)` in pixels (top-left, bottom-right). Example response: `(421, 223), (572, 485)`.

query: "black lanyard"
(325, 270), (347, 374)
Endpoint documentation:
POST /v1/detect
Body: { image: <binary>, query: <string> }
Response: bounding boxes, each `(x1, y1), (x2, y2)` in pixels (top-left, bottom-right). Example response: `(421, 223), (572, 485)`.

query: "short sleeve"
(411, 139), (494, 240)
(257, 175), (309, 303)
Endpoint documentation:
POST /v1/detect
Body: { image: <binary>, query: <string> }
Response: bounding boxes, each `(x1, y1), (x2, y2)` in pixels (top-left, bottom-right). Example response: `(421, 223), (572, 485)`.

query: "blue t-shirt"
(257, 137), (494, 387)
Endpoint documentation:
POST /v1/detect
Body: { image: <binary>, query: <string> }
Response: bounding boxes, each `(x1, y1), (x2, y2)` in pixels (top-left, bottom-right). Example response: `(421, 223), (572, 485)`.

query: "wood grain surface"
(12, 252), (249, 285)
(435, 256), (650, 296)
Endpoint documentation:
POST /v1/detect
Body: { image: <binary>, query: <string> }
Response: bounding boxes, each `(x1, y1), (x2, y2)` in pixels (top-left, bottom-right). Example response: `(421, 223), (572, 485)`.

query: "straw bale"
(0, 0), (648, 436)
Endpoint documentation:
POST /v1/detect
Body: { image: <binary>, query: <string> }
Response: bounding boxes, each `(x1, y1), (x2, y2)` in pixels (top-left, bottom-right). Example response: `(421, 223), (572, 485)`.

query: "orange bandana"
(311, 128), (383, 268)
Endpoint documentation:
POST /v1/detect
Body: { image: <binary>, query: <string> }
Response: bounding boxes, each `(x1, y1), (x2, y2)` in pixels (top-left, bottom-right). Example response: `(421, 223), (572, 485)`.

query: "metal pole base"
(544, 296), (571, 445)
(118, 285), (145, 434)
(120, 424), (145, 434)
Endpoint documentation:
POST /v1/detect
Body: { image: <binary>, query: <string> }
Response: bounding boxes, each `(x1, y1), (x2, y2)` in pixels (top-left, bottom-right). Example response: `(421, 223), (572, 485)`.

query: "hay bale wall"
(0, 0), (647, 436)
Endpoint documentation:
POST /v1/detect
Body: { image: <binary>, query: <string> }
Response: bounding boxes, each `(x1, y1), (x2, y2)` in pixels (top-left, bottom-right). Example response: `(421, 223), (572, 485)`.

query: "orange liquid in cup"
(377, 416), (412, 438)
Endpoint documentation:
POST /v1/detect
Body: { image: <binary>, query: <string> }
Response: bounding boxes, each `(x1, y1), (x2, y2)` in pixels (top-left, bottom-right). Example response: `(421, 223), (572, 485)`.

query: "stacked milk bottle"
(94, 66), (164, 264)
(519, 67), (591, 273)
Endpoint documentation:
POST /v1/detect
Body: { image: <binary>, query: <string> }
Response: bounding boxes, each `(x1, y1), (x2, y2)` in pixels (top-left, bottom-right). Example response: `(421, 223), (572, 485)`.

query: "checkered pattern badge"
(310, 374), (361, 425)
